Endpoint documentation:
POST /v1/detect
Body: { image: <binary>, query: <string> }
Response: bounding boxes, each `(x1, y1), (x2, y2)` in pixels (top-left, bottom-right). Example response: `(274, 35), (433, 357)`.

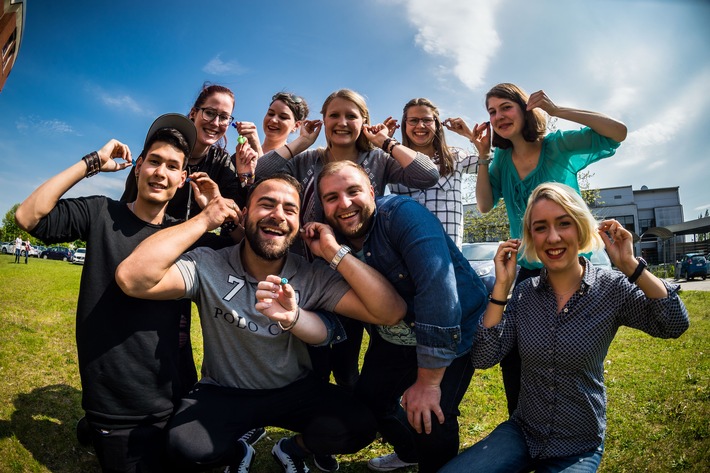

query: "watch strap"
(628, 257), (647, 284)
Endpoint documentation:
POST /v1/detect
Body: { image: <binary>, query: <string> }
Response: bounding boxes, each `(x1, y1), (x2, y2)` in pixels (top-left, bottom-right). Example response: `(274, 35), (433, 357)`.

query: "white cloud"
(202, 54), (248, 76)
(394, 0), (502, 90)
(15, 116), (77, 135)
(101, 93), (145, 115)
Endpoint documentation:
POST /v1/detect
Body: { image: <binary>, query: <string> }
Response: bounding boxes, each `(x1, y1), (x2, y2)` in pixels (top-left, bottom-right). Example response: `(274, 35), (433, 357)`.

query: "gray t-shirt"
(175, 242), (350, 390)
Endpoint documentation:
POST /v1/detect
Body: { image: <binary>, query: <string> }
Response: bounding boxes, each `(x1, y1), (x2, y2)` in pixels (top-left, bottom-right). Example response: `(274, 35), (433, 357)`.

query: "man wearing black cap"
(15, 114), (227, 472)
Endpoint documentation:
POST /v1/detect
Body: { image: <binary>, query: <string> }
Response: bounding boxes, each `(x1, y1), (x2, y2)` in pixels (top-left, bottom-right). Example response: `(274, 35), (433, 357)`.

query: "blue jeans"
(439, 420), (604, 473)
(354, 330), (475, 473)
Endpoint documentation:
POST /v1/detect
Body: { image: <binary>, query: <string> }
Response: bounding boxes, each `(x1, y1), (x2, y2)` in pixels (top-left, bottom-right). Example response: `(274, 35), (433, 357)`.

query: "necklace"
(552, 279), (581, 302)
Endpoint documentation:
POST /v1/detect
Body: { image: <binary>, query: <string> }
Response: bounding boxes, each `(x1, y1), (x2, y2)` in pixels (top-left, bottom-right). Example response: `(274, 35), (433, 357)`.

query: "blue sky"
(1, 0), (709, 223)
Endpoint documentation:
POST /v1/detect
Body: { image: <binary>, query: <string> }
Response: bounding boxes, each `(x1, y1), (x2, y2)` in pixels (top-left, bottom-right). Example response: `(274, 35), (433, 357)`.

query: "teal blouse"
(489, 127), (620, 269)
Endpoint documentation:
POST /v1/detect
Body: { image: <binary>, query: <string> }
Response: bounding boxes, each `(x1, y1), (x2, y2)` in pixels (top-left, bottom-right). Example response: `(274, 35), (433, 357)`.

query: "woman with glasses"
(387, 98), (478, 250)
(121, 83), (249, 220)
(233, 92), (310, 157)
(443, 83), (627, 428)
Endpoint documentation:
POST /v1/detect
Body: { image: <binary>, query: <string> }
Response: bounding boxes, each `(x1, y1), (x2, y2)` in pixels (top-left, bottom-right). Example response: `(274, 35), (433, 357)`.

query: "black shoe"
(314, 454), (339, 472)
(224, 440), (255, 473)
(76, 416), (92, 446)
(239, 426), (267, 446)
(272, 438), (309, 473)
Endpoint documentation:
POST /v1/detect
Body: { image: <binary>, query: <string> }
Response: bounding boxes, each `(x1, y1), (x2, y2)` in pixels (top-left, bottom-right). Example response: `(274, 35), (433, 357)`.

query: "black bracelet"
(488, 294), (507, 306)
(82, 151), (101, 178)
(382, 138), (393, 153)
(284, 143), (294, 159)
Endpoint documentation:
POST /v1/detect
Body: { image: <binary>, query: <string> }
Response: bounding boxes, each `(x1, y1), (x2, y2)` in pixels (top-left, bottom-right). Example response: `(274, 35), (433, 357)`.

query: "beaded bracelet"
(221, 220), (239, 235)
(381, 138), (393, 153)
(387, 139), (400, 154)
(239, 172), (254, 188)
(278, 306), (301, 331)
(82, 151), (101, 178)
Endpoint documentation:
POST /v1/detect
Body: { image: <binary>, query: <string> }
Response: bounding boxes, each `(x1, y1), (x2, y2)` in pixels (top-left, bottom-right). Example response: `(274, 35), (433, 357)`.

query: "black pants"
(166, 375), (377, 471)
(87, 418), (168, 473)
(355, 331), (475, 473)
(309, 315), (364, 390)
(500, 266), (542, 415)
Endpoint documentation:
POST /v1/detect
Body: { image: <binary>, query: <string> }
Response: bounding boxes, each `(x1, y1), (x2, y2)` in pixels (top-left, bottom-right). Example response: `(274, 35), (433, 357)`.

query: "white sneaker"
(224, 440), (255, 473)
(367, 452), (417, 472)
(272, 438), (310, 473)
(239, 427), (267, 446)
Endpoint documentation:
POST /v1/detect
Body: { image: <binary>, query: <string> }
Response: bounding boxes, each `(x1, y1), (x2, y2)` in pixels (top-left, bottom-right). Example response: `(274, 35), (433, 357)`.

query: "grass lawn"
(0, 255), (708, 472)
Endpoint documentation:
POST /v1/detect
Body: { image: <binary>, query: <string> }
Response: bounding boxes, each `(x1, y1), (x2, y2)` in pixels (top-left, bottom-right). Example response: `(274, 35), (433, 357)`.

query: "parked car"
(72, 248), (86, 265)
(589, 249), (612, 271)
(679, 254), (708, 280)
(40, 246), (74, 261)
(462, 242), (520, 294)
(0, 242), (12, 254)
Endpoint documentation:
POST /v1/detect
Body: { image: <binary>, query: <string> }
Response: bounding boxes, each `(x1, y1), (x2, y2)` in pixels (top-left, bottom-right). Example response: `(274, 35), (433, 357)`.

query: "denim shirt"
(361, 195), (488, 369)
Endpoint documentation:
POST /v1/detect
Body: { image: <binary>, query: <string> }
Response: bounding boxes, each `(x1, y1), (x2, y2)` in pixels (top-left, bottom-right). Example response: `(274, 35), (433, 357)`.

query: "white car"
(72, 248), (86, 265)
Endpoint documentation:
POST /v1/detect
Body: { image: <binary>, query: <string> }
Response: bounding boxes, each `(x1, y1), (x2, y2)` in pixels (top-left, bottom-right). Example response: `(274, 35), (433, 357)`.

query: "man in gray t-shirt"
(117, 173), (405, 473)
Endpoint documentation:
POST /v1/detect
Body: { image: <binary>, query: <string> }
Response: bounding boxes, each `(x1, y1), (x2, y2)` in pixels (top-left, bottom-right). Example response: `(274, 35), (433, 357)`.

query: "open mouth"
(546, 248), (565, 259)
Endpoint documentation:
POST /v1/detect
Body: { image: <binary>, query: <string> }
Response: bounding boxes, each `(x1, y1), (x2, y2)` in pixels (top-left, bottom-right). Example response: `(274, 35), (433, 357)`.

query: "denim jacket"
(361, 195), (488, 369)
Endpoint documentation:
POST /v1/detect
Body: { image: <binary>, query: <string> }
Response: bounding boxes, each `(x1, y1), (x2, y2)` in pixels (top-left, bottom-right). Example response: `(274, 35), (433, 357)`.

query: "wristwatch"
(627, 257), (647, 284)
(330, 245), (351, 270)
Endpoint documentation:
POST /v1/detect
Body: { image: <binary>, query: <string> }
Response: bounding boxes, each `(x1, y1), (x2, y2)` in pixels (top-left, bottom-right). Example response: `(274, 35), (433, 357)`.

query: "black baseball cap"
(144, 113), (197, 156)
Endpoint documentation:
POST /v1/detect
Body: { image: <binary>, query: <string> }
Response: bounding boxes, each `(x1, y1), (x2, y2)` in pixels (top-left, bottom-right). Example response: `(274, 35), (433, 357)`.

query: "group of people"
(14, 81), (689, 473)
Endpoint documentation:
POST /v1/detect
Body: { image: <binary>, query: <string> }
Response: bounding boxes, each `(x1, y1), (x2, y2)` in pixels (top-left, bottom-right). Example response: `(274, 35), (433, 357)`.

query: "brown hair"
(316, 161), (370, 198)
(485, 83), (546, 150)
(320, 89), (373, 153)
(401, 97), (455, 176)
(190, 82), (235, 151)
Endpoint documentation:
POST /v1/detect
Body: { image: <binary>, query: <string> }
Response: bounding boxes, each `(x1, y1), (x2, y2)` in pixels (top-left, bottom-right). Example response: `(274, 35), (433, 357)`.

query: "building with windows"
(589, 185), (683, 264)
(0, 0), (24, 92)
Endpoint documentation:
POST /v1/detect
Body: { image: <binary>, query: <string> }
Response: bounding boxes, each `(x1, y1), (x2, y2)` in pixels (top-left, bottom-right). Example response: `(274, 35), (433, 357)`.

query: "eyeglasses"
(197, 107), (234, 126)
(405, 117), (436, 126)
(272, 93), (303, 105)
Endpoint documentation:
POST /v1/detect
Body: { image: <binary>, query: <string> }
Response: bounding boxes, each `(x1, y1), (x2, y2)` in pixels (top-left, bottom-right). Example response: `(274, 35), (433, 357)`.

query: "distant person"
(439, 182), (688, 473)
(115, 173), (407, 473)
(313, 161), (488, 473)
(15, 113), (217, 472)
(14, 235), (22, 263)
(24, 240), (30, 264)
(387, 97), (478, 249)
(445, 83), (628, 415)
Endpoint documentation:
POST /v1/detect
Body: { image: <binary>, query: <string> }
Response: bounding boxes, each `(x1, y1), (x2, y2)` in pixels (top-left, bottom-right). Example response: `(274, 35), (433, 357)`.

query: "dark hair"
(271, 92), (310, 121)
(320, 89), (373, 153)
(140, 128), (191, 170)
(401, 97), (455, 176)
(485, 83), (546, 150)
(191, 82), (236, 150)
(246, 173), (302, 207)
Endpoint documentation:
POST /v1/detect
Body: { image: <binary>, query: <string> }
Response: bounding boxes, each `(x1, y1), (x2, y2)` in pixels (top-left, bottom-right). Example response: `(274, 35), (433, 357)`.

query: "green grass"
(0, 254), (708, 472)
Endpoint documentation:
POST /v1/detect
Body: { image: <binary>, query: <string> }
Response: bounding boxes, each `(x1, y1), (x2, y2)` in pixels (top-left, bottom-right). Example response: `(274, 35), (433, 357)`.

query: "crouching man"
(116, 173), (406, 472)
(310, 161), (488, 473)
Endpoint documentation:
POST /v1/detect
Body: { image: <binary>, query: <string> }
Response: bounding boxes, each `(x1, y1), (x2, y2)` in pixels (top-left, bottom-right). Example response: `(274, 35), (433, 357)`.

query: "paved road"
(665, 277), (710, 292)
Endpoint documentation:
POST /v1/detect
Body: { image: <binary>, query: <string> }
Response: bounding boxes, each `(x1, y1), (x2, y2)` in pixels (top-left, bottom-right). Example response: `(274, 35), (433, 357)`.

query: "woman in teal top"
(445, 82), (627, 417)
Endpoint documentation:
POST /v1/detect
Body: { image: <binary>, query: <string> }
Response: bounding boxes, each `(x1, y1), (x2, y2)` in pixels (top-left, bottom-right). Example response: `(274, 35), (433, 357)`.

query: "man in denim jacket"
(314, 160), (488, 473)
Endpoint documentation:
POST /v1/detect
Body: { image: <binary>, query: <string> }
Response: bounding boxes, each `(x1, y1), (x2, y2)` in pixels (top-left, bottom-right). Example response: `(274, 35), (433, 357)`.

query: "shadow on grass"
(0, 384), (99, 472)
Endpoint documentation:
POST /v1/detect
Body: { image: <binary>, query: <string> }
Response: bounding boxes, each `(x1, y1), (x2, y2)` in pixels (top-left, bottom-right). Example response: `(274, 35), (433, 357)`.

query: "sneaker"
(314, 453), (339, 472)
(272, 438), (309, 473)
(367, 452), (417, 472)
(239, 426), (267, 446)
(224, 440), (255, 473)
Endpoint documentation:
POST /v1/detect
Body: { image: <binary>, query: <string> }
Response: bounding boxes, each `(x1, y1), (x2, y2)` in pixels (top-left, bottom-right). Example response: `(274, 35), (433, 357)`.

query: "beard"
(244, 216), (296, 261)
(327, 203), (375, 241)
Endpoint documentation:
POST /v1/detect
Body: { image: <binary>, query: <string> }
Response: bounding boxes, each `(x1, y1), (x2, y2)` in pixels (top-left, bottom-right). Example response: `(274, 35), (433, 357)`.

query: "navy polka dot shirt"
(471, 257), (689, 458)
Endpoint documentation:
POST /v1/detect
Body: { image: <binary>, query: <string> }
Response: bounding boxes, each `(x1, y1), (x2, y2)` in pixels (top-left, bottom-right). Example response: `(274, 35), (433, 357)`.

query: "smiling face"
(487, 95), (526, 141)
(243, 179), (300, 261)
(262, 99), (298, 145)
(135, 142), (187, 205)
(323, 97), (365, 149)
(529, 198), (581, 273)
(403, 104), (437, 148)
(189, 91), (235, 151)
(319, 164), (375, 245)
